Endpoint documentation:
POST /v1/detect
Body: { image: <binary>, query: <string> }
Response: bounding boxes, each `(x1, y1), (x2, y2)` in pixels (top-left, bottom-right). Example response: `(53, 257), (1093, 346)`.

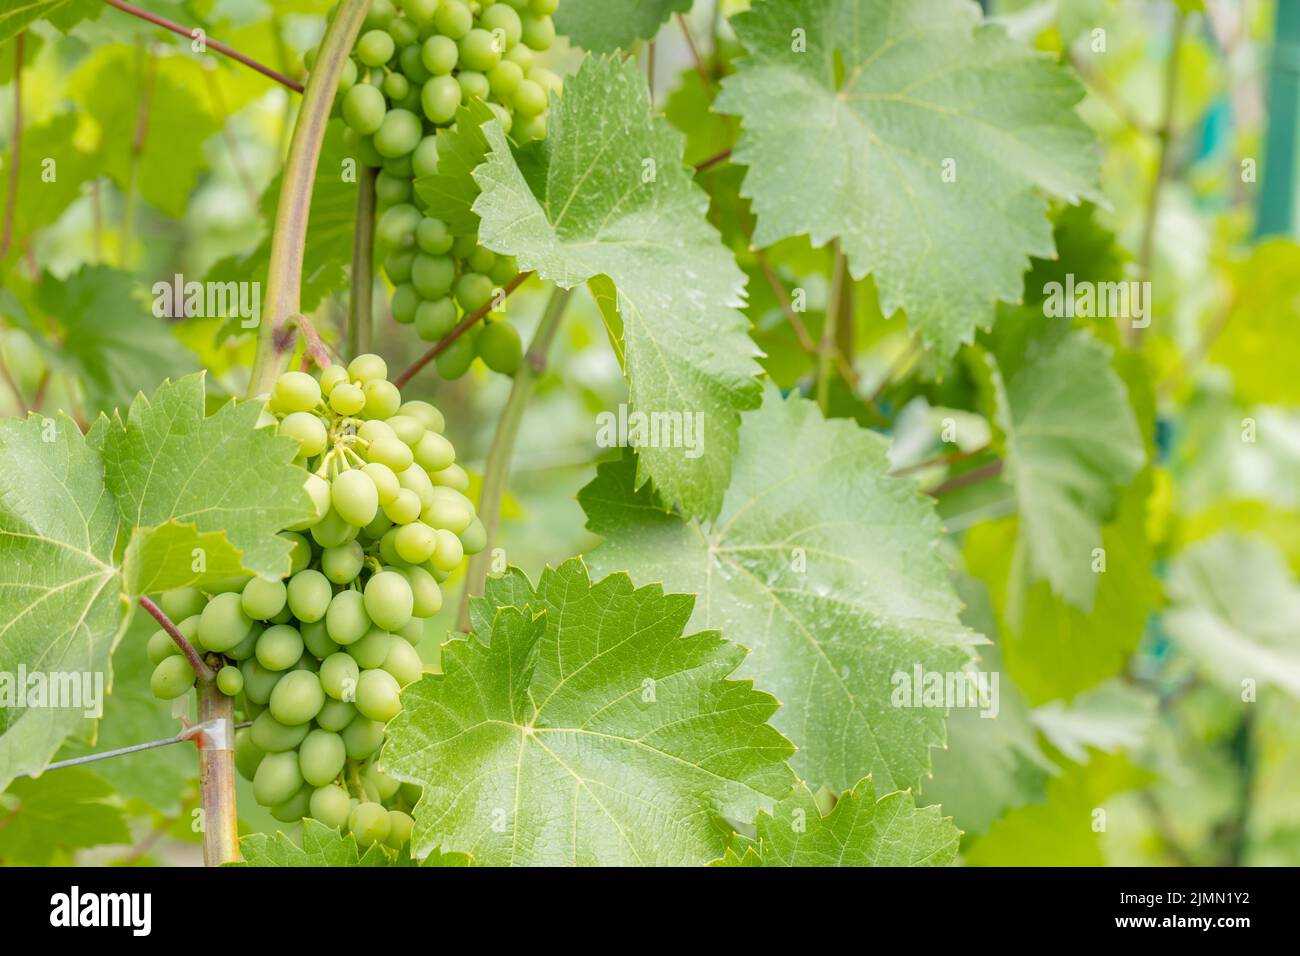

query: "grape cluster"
(145, 354), (483, 849)
(328, 0), (562, 378)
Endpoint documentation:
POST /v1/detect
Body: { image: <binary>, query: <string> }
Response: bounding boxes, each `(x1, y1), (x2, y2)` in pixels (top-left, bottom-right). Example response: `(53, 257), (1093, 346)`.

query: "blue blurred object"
(1257, 0), (1300, 237)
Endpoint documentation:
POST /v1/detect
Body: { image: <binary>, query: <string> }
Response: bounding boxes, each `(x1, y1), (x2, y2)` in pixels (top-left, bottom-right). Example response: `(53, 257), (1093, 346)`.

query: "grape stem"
(247, 0), (370, 398)
(348, 166), (379, 358)
(102, 0), (306, 93)
(139, 595), (215, 682)
(924, 459), (1004, 497)
(456, 286), (573, 630)
(0, 33), (22, 261)
(815, 242), (847, 414)
(273, 312), (333, 370)
(391, 271), (533, 388)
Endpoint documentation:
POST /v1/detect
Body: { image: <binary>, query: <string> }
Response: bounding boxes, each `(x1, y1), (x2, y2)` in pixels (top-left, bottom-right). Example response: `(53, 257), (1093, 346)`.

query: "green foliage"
(0, 768), (129, 865)
(553, 0), (691, 53)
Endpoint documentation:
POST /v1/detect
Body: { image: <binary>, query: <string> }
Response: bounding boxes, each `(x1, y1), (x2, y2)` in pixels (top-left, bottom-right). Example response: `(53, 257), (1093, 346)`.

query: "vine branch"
(815, 243), (846, 413)
(677, 13), (711, 85)
(348, 166), (378, 358)
(925, 459), (1004, 497)
(102, 0), (305, 93)
(139, 596), (214, 681)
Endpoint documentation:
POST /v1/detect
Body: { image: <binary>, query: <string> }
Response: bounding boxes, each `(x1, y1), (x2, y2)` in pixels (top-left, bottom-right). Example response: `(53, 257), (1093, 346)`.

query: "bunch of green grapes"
(324, 0), (562, 378)
(144, 354), (484, 850)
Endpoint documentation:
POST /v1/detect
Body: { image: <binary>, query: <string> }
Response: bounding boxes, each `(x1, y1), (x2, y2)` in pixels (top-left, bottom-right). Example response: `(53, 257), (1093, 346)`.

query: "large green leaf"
(0, 414), (124, 791)
(581, 387), (981, 792)
(473, 55), (762, 519)
(716, 777), (959, 866)
(715, 0), (1100, 357)
(0, 0), (102, 42)
(0, 768), (129, 865)
(553, 0), (690, 52)
(100, 374), (311, 582)
(0, 116), (96, 265)
(384, 560), (795, 866)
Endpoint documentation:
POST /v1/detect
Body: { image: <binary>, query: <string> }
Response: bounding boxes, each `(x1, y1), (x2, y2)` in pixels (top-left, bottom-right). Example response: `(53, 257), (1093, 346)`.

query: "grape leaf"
(0, 115), (96, 264)
(385, 559), (796, 866)
(0, 768), (129, 865)
(236, 820), (470, 867)
(472, 54), (763, 519)
(715, 777), (959, 866)
(1032, 680), (1157, 762)
(988, 331), (1145, 610)
(580, 387), (982, 792)
(412, 100), (495, 236)
(553, 0), (691, 53)
(1165, 534), (1300, 697)
(0, 0), (102, 42)
(119, 520), (247, 597)
(100, 373), (312, 582)
(27, 266), (198, 415)
(1208, 239), (1300, 406)
(715, 0), (1100, 357)
(0, 414), (125, 791)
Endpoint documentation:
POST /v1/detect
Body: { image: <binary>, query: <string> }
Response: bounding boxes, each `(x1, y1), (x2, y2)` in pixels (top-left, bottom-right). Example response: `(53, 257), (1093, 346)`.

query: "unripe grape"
(482, 4), (523, 46)
(147, 627), (180, 666)
(310, 507), (359, 549)
(431, 528), (465, 572)
(514, 112), (547, 141)
(375, 169), (414, 205)
(452, 233), (479, 258)
(282, 531), (312, 575)
(298, 729), (347, 787)
(382, 635), (424, 686)
(414, 430), (455, 472)
(389, 16), (419, 48)
(287, 570), (333, 623)
(321, 540), (366, 584)
(348, 629), (394, 670)
(397, 465), (436, 509)
(342, 716), (386, 760)
(329, 382), (366, 416)
(254, 751), (304, 806)
(435, 335), (476, 379)
(250, 710), (310, 753)
(292, 472), (330, 531)
(355, 668), (403, 723)
(374, 107), (422, 158)
(378, 528), (407, 568)
(319, 365), (349, 398)
(332, 468), (380, 527)
(241, 576), (288, 621)
(434, 0), (473, 39)
(404, 0), (438, 25)
(240, 659), (282, 705)
(520, 14), (555, 50)
(397, 616), (425, 645)
(384, 248), (417, 283)
(342, 83), (387, 135)
(349, 801), (391, 846)
(377, 204), (422, 249)
(356, 29), (396, 67)
(364, 571), (415, 632)
(513, 77), (547, 116)
(415, 298), (458, 341)
(271, 784), (313, 823)
(504, 40), (533, 70)
(364, 0), (396, 30)
(411, 136), (439, 179)
(348, 353), (388, 384)
(455, 272), (496, 312)
(358, 419), (397, 444)
(385, 415), (426, 448)
(394, 522), (437, 564)
(367, 434), (415, 472)
(488, 59), (524, 99)
(460, 28), (501, 71)
(150, 656), (195, 700)
(430, 462), (470, 491)
(423, 487), (476, 534)
(216, 665), (244, 697)
(385, 809), (415, 848)
(361, 379), (402, 420)
(364, 511), (394, 541)
(321, 652), (361, 700)
(422, 74), (462, 124)
(490, 254), (519, 285)
(338, 56), (357, 92)
(269, 669), (325, 725)
(459, 515), (488, 555)
(326, 589), (372, 645)
(406, 565), (444, 617)
(316, 697), (357, 732)
(198, 592), (254, 653)
(160, 587), (206, 623)
(529, 66), (562, 97)
(457, 70), (490, 103)
(310, 784), (353, 829)
(398, 400), (445, 433)
(391, 283), (420, 325)
(411, 254), (455, 300)
(363, 764), (401, 801)
(477, 320), (523, 374)
(530, 0), (559, 14)
(383, 488), (423, 525)
(257, 623), (305, 671)
(235, 729), (264, 781)
(272, 370), (322, 413)
(415, 217), (453, 256)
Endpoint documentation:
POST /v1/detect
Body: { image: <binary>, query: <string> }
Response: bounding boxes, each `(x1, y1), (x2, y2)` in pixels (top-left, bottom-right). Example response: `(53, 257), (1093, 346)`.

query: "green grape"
(391, 283), (420, 325)
(321, 651), (361, 700)
(482, 4), (524, 46)
(385, 415), (426, 448)
(249, 711), (309, 755)
(349, 630), (394, 671)
(384, 248), (417, 283)
(349, 801), (391, 846)
(411, 254), (455, 300)
(358, 418), (397, 443)
(146, 627), (180, 666)
(434, 0), (473, 39)
(282, 531), (313, 575)
(294, 473), (330, 532)
(467, 245), (496, 274)
(413, 433), (454, 475)
(316, 697), (357, 732)
(368, 435), (415, 472)
(364, 511), (394, 541)
(384, 809), (415, 848)
(342, 83), (387, 135)
(338, 56), (358, 92)
(421, 34), (459, 76)
(287, 569), (333, 624)
(489, 254), (519, 285)
(269, 669), (325, 725)
(398, 400), (445, 433)
(241, 576), (288, 621)
(272, 370), (322, 413)
(430, 462), (470, 491)
(364, 571), (415, 632)
(460, 29), (502, 71)
(530, 0), (559, 14)
(363, 764), (401, 800)
(422, 74), (462, 124)
(198, 592), (254, 653)
(374, 108), (422, 158)
(457, 70), (490, 103)
(341, 716), (386, 760)
(452, 233), (479, 258)
(415, 298), (458, 341)
(504, 41), (534, 70)
(364, 0), (396, 30)
(361, 462), (401, 505)
(459, 515), (488, 555)
(454, 272), (496, 312)
(319, 365), (349, 397)
(332, 468), (380, 527)
(279, 412), (328, 457)
(254, 751), (304, 807)
(377, 203), (422, 249)
(361, 379), (402, 420)
(310, 784), (353, 829)
(382, 636), (424, 686)
(355, 668), (403, 723)
(256, 623), (305, 671)
(226, 622), (262, 661)
(397, 617), (425, 645)
(293, 653), (321, 673)
(513, 111), (547, 141)
(298, 729), (347, 787)
(329, 382), (367, 417)
(394, 522), (437, 564)
(235, 729), (265, 781)
(424, 487), (476, 534)
(389, 16), (419, 48)
(478, 319), (523, 374)
(150, 656), (195, 700)
(435, 335), (476, 379)
(216, 665), (244, 697)
(396, 464), (436, 509)
(399, 781), (422, 804)
(412, 135), (439, 178)
(325, 589), (372, 646)
(399, 44), (433, 86)
(299, 621), (337, 661)
(405, 565), (444, 617)
(520, 15), (555, 50)
(414, 219), (452, 258)
(349, 352), (389, 383)
(512, 77), (547, 116)
(356, 30), (396, 67)
(528, 66), (562, 97)
(431, 528), (466, 573)
(352, 131), (386, 168)
(321, 541), (365, 584)
(488, 60), (524, 100)
(378, 528), (407, 568)
(382, 488), (423, 525)
(160, 587), (207, 623)
(375, 170), (413, 205)
(271, 784), (313, 823)
(403, 0), (437, 25)
(240, 659), (282, 705)
(311, 508), (360, 549)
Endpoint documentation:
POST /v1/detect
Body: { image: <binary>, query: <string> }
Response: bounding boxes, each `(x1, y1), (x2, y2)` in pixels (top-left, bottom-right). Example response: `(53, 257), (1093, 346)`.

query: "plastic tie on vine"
(179, 717), (235, 752)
